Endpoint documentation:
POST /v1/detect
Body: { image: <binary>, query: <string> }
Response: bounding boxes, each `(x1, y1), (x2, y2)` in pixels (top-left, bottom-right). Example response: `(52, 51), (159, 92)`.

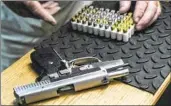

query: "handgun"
(13, 49), (129, 105)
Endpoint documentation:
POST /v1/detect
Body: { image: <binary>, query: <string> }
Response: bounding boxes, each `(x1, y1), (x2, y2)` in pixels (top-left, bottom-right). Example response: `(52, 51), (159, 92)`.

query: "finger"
(119, 1), (131, 13)
(46, 6), (61, 15)
(148, 3), (161, 26)
(28, 1), (57, 25)
(48, 2), (59, 8)
(136, 1), (158, 31)
(42, 1), (54, 8)
(133, 1), (148, 23)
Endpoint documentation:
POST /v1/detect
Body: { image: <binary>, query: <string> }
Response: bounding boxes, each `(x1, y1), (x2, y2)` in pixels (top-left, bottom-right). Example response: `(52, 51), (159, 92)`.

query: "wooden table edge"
(152, 73), (171, 105)
(1, 50), (171, 105)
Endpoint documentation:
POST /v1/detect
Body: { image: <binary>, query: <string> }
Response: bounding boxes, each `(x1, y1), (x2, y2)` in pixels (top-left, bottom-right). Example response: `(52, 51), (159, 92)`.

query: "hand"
(119, 1), (161, 31)
(23, 1), (61, 25)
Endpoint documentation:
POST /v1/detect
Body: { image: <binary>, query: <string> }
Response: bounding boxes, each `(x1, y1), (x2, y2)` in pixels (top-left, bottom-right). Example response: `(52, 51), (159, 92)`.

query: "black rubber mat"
(31, 1), (171, 94)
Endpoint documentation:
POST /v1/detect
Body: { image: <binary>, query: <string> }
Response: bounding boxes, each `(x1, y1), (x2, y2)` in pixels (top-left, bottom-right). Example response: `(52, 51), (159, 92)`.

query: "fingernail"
(57, 7), (61, 11)
(119, 8), (124, 13)
(52, 20), (57, 25)
(136, 25), (142, 31)
(135, 17), (140, 23)
(51, 18), (57, 25)
(57, 7), (61, 10)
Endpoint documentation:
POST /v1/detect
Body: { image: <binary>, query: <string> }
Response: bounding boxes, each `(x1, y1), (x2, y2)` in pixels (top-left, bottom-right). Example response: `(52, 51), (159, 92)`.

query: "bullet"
(87, 20), (93, 34)
(129, 19), (135, 35)
(111, 25), (117, 39)
(126, 24), (132, 38)
(105, 8), (110, 13)
(117, 16), (122, 23)
(123, 27), (129, 42)
(79, 15), (83, 20)
(86, 8), (91, 14)
(131, 24), (135, 35)
(120, 15), (123, 19)
(74, 13), (79, 19)
(105, 24), (111, 38)
(96, 18), (101, 24)
(77, 18), (83, 31)
(102, 19), (108, 25)
(92, 9), (96, 14)
(128, 12), (133, 17)
(111, 10), (115, 14)
(78, 11), (82, 16)
(84, 5), (89, 9)
(82, 19), (88, 33)
(95, 8), (99, 12)
(99, 23), (105, 37)
(93, 22), (99, 35)
(117, 26), (123, 41)
(116, 11), (120, 15)
(89, 6), (94, 9)
(81, 7), (86, 12)
(108, 20), (113, 26)
(71, 17), (77, 30)
(100, 8), (104, 11)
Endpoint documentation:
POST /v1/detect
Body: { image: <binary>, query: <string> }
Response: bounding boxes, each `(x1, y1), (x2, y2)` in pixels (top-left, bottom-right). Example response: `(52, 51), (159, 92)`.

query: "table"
(1, 50), (171, 105)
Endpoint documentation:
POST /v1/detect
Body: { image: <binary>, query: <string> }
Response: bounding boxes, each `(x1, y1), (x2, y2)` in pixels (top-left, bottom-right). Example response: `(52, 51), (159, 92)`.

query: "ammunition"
(78, 11), (82, 15)
(77, 18), (82, 31)
(130, 24), (135, 37)
(89, 6), (94, 9)
(123, 13), (127, 16)
(92, 10), (96, 14)
(117, 26), (123, 41)
(108, 20), (113, 26)
(105, 8), (110, 13)
(82, 19), (88, 33)
(105, 24), (111, 38)
(111, 25), (117, 39)
(99, 23), (105, 37)
(111, 10), (115, 14)
(71, 17), (77, 30)
(117, 16), (122, 23)
(88, 20), (93, 34)
(95, 7), (99, 11)
(120, 15), (124, 20)
(128, 12), (132, 17)
(116, 11), (120, 15)
(100, 8), (104, 11)
(84, 5), (89, 9)
(126, 24), (132, 38)
(79, 15), (83, 20)
(81, 7), (86, 12)
(93, 22), (99, 35)
(128, 19), (134, 36)
(86, 8), (91, 14)
(71, 6), (135, 42)
(114, 12), (118, 18)
(123, 27), (129, 42)
(103, 19), (108, 25)
(96, 18), (101, 24)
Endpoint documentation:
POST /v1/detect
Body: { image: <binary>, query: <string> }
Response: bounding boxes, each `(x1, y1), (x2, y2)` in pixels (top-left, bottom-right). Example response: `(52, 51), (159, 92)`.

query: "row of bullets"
(71, 5), (135, 42)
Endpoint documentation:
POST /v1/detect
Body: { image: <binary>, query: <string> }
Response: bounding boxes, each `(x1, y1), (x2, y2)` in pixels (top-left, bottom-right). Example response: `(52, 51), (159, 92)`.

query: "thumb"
(119, 1), (131, 13)
(24, 1), (57, 25)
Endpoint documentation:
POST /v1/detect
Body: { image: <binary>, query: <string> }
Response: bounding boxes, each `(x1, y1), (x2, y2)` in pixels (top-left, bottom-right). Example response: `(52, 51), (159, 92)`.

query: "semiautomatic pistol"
(13, 49), (129, 105)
